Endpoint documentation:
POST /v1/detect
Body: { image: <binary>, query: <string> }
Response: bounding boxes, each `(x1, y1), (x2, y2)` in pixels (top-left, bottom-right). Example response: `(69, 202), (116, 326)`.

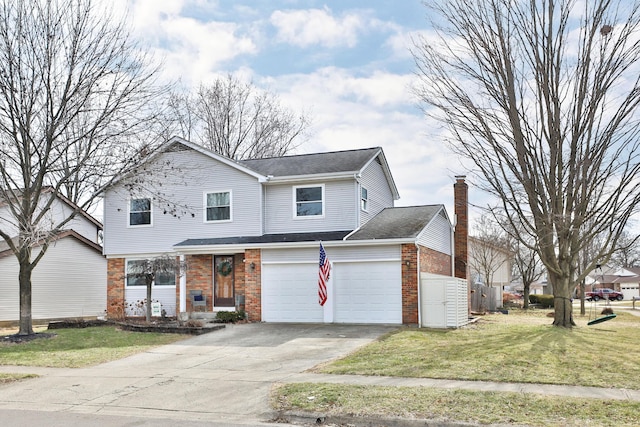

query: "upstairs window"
(205, 191), (231, 222)
(129, 198), (151, 226)
(294, 185), (324, 217)
(361, 187), (368, 211)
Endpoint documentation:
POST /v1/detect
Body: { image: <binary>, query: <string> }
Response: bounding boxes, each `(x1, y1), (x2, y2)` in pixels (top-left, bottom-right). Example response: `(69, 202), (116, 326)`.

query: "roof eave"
(173, 237), (415, 253)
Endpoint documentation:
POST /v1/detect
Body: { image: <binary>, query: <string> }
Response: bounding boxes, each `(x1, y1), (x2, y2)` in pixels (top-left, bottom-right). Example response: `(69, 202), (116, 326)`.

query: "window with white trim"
(129, 198), (151, 226)
(294, 185), (324, 217)
(126, 260), (176, 287)
(205, 191), (231, 222)
(361, 187), (368, 211)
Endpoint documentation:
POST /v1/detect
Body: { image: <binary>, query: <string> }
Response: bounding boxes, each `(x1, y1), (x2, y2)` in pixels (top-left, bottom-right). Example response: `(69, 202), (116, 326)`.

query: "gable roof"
(346, 205), (445, 240)
(240, 147), (400, 200)
(0, 187), (102, 230)
(0, 230), (102, 259)
(103, 137), (400, 200)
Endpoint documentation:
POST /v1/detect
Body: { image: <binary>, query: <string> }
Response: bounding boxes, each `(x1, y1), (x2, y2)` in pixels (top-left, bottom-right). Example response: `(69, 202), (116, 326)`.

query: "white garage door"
(261, 260), (402, 324)
(261, 263), (323, 322)
(334, 261), (402, 324)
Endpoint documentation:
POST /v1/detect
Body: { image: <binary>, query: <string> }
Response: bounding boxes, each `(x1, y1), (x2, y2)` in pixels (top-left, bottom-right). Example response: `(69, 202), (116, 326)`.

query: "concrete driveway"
(0, 323), (395, 425)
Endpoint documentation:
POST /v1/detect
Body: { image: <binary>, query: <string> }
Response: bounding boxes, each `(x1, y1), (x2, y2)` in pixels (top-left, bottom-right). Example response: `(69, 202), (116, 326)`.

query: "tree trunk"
(18, 248), (34, 336)
(145, 275), (153, 322)
(550, 274), (576, 327)
(523, 284), (530, 309)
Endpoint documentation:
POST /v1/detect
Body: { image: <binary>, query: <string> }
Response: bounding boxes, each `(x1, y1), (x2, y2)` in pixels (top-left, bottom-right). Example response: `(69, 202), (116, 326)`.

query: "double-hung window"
(361, 187), (368, 211)
(294, 185), (324, 217)
(129, 198), (151, 226)
(205, 191), (231, 222)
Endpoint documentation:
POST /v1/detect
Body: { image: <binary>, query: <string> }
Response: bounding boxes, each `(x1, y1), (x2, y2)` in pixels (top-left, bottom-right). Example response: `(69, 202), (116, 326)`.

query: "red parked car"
(585, 288), (624, 301)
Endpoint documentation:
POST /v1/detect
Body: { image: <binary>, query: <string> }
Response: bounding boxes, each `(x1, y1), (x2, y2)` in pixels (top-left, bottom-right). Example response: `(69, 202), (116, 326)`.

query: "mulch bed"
(1, 333), (57, 344)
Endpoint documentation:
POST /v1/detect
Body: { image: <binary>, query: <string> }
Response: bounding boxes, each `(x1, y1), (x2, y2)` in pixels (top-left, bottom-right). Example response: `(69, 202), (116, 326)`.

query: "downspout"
(416, 243), (422, 328)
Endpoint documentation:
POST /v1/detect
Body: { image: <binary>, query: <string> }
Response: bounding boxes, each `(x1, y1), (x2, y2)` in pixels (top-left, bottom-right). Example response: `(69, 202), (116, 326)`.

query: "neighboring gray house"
(0, 192), (106, 325)
(103, 136), (466, 325)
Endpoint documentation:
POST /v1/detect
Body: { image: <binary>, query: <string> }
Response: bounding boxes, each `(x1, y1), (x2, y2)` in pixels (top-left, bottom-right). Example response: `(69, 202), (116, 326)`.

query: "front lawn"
(318, 309), (640, 389)
(273, 309), (640, 426)
(0, 325), (187, 368)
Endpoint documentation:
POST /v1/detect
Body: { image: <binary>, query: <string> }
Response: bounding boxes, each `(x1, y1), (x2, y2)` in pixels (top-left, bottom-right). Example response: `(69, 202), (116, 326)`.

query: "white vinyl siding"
(417, 209), (453, 255)
(264, 180), (357, 234)
(0, 237), (106, 322)
(358, 157), (395, 225)
(103, 148), (263, 255)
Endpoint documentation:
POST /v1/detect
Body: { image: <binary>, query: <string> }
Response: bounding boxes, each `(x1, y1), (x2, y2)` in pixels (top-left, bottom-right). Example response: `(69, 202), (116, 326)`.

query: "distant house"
(588, 266), (640, 300)
(468, 236), (512, 310)
(0, 191), (106, 325)
(102, 136), (469, 326)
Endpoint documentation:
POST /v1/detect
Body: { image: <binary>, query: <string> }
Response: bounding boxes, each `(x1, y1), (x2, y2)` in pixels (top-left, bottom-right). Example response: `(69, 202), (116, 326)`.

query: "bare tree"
(168, 74), (311, 159)
(0, 0), (165, 335)
(468, 214), (511, 310)
(610, 230), (640, 268)
(511, 234), (544, 310)
(413, 0), (640, 327)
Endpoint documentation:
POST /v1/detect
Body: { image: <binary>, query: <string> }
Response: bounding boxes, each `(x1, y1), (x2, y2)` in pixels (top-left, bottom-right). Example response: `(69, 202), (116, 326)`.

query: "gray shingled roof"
(239, 147), (381, 176)
(346, 205), (445, 240)
(175, 230), (352, 247)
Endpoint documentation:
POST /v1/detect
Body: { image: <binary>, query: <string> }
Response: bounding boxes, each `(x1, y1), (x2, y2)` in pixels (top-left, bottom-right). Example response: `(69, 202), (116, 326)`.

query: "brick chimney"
(454, 176), (468, 279)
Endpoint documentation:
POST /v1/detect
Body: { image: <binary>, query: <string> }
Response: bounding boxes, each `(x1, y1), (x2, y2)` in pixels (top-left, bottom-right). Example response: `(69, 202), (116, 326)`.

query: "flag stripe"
(318, 243), (330, 306)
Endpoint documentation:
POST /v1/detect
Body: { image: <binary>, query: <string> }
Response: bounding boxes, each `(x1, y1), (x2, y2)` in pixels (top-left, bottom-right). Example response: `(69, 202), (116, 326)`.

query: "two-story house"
(103, 136), (462, 325)
(0, 189), (106, 324)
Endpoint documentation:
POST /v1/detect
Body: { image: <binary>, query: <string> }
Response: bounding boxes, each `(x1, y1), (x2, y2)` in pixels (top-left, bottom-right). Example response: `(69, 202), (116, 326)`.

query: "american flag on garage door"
(318, 243), (331, 306)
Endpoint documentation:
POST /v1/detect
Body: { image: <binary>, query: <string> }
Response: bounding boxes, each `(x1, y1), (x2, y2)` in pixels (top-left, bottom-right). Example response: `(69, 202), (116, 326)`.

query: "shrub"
(529, 294), (554, 308)
(215, 310), (246, 323)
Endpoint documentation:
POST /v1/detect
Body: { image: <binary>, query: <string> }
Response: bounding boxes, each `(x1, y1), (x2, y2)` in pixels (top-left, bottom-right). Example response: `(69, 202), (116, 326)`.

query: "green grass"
(273, 309), (640, 426)
(317, 310), (640, 389)
(273, 383), (640, 427)
(0, 325), (187, 368)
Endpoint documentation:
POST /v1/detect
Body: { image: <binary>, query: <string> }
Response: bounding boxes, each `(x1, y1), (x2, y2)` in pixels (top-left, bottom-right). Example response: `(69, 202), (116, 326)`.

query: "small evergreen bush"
(529, 294), (554, 308)
(215, 310), (246, 323)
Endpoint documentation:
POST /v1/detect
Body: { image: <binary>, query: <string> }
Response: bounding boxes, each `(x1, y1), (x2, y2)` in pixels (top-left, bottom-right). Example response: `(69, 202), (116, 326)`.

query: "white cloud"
(270, 7), (367, 48)
(260, 68), (464, 208)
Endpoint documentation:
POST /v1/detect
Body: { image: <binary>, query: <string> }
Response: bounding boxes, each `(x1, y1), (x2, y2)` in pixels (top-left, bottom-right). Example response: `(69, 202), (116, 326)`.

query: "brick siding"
(402, 244), (419, 325)
(106, 258), (125, 317)
(186, 254), (213, 311)
(244, 249), (261, 321)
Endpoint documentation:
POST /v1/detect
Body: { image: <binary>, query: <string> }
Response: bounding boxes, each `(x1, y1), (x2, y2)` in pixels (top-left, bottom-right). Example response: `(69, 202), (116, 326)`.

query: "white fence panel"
(420, 273), (469, 328)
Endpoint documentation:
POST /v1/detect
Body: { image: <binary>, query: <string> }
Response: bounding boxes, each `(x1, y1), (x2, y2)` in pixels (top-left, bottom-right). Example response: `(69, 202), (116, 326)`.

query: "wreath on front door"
(217, 260), (233, 277)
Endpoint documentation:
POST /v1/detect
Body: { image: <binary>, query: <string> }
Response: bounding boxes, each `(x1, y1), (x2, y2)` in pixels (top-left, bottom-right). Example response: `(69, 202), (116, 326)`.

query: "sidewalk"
(286, 372), (640, 401)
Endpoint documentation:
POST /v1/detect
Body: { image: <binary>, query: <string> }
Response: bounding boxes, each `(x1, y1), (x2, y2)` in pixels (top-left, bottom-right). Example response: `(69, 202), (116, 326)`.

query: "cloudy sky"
(108, 0), (475, 218)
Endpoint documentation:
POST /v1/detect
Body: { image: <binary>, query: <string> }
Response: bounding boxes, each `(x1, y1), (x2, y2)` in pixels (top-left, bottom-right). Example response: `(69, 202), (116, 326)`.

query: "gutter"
(172, 237), (416, 254)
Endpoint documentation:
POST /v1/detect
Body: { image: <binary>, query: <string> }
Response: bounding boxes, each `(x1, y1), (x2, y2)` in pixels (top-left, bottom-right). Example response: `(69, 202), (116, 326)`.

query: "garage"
(261, 259), (402, 324)
(333, 261), (402, 324)
(261, 263), (323, 322)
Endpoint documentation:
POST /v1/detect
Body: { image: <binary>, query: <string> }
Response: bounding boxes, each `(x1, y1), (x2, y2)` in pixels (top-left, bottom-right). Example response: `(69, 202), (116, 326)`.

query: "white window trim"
(293, 184), (325, 219)
(125, 258), (176, 288)
(127, 197), (153, 228)
(203, 190), (233, 223)
(361, 186), (369, 212)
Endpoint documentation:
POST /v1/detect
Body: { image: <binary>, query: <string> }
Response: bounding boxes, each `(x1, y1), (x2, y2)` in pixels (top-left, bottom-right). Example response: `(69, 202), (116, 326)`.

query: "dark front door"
(214, 255), (235, 307)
